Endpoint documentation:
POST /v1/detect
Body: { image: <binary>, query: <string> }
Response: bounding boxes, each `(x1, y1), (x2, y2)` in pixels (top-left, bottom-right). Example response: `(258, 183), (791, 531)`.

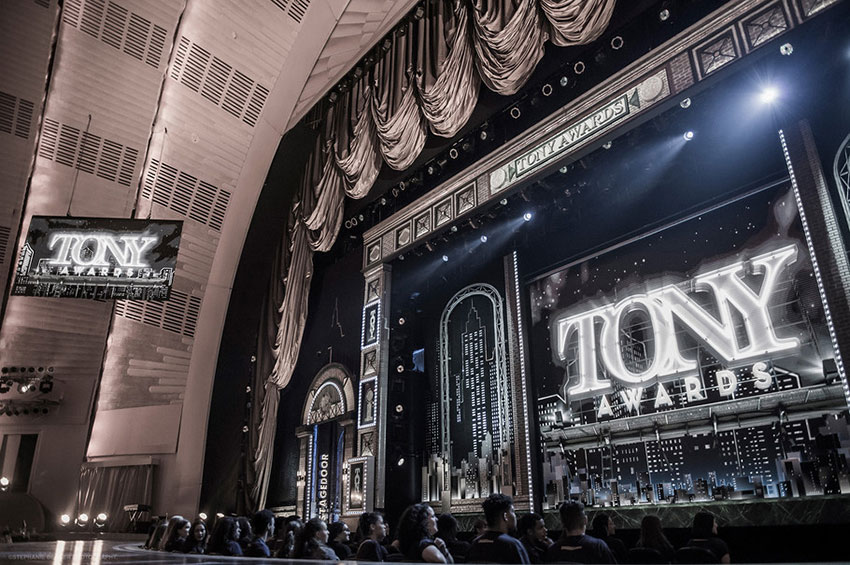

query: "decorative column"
(779, 121), (850, 407)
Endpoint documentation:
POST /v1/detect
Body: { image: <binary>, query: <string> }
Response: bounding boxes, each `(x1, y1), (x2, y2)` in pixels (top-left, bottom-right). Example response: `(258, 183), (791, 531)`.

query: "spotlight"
(398, 317), (406, 325)
(500, 198), (508, 205)
(479, 129), (488, 141)
(683, 130), (694, 141)
(541, 83), (553, 96)
(523, 212), (533, 222)
(602, 141), (612, 149)
(780, 43), (793, 56)
(60, 514), (71, 526)
(449, 147), (458, 159)
(396, 364), (404, 373)
(659, 9), (670, 21)
(610, 36), (623, 50)
(76, 513), (89, 527)
(0, 477), (8, 491)
(398, 254), (405, 261)
(480, 235), (488, 243)
(680, 97), (691, 109)
(95, 513), (108, 528)
(242, 425), (249, 433)
(380, 197), (387, 206)
(441, 255), (449, 262)
(216, 513), (225, 519)
(509, 107), (521, 119)
(199, 513), (208, 521)
(559, 166), (568, 174)
(395, 404), (404, 413)
(759, 86), (779, 104)
(18, 383), (31, 393)
(396, 457), (405, 466)
(559, 76), (568, 87)
(573, 61), (585, 74)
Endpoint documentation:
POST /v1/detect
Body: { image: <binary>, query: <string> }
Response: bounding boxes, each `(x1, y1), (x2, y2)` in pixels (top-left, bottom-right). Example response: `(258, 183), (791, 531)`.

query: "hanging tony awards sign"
(13, 217), (182, 300)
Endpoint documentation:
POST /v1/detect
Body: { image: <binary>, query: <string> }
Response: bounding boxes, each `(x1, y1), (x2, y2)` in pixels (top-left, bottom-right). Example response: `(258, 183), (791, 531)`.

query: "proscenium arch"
(439, 283), (510, 465)
(301, 363), (357, 426)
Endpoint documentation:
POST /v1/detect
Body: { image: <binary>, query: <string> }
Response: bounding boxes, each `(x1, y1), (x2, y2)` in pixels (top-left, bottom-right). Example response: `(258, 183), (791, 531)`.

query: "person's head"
(473, 518), (487, 536)
(482, 493), (517, 534)
(294, 517), (329, 558)
(590, 513), (614, 539)
(558, 501), (587, 535)
(692, 511), (717, 538)
(638, 515), (672, 550)
(436, 513), (459, 542)
(517, 513), (547, 542)
(191, 519), (207, 542)
(251, 509), (276, 540)
(358, 512), (386, 541)
(158, 515), (187, 550)
(236, 516), (252, 540)
(328, 521), (351, 543)
(397, 504), (437, 556)
(208, 517), (239, 553)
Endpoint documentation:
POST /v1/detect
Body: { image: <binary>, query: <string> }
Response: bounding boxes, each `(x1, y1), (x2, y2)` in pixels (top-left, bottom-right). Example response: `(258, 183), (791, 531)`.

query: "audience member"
(473, 519), (487, 537)
(329, 520), (354, 559)
(208, 517), (243, 556)
(182, 519), (207, 554)
(517, 513), (553, 564)
(590, 513), (628, 563)
(293, 517), (339, 560)
(685, 511), (730, 564)
(356, 512), (389, 562)
(397, 503), (453, 563)
(544, 501), (615, 564)
(145, 517), (167, 550)
(158, 516), (189, 552)
(466, 493), (529, 564)
(635, 515), (674, 562)
(246, 509), (276, 557)
(437, 513), (471, 562)
(236, 516), (253, 553)
(275, 517), (303, 558)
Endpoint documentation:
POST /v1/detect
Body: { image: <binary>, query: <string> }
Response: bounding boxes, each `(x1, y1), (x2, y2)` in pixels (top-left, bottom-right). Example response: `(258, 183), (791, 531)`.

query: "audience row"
(144, 494), (730, 564)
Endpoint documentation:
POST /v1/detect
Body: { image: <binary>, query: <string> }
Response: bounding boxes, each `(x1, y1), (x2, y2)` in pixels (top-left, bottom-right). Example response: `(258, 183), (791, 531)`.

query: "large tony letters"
(554, 245), (800, 398)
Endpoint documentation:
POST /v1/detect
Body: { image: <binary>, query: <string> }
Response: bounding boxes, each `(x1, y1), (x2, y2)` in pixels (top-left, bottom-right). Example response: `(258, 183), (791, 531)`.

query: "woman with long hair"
(158, 516), (189, 552)
(207, 517), (243, 556)
(635, 515), (674, 562)
(274, 518), (303, 558)
(182, 519), (208, 554)
(589, 512), (627, 563)
(685, 511), (730, 564)
(236, 516), (253, 553)
(293, 517), (339, 560)
(397, 503), (452, 563)
(356, 512), (388, 561)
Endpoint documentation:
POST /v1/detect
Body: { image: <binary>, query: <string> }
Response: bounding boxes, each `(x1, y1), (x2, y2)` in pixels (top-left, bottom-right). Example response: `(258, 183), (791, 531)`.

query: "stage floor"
(0, 539), (356, 564)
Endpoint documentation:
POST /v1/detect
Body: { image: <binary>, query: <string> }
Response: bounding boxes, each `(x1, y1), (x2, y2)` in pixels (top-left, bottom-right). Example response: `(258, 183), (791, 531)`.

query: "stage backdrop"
(528, 183), (850, 509)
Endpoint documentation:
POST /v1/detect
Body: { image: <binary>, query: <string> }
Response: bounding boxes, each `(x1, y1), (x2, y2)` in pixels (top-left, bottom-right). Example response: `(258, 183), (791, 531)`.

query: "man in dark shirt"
(246, 509), (275, 558)
(545, 502), (615, 564)
(467, 493), (530, 564)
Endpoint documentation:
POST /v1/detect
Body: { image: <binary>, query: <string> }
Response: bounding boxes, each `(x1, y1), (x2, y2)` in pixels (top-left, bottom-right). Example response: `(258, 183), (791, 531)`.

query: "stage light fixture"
(500, 198), (508, 205)
(242, 425), (249, 433)
(60, 514), (71, 526)
(398, 254), (405, 261)
(509, 107), (521, 119)
(523, 212), (533, 222)
(610, 36), (623, 50)
(398, 317), (406, 325)
(216, 512), (225, 519)
(76, 513), (89, 527)
(449, 147), (459, 160)
(559, 76), (568, 87)
(441, 255), (449, 262)
(602, 141), (612, 149)
(18, 383), (31, 393)
(760, 86), (779, 104)
(199, 513), (208, 521)
(573, 61), (585, 74)
(395, 404), (404, 413)
(95, 513), (108, 528)
(396, 457), (405, 466)
(396, 364), (404, 373)
(480, 235), (488, 243)
(479, 129), (488, 141)
(680, 98), (691, 109)
(659, 9), (670, 21)
(0, 477), (8, 491)
(380, 197), (387, 206)
(780, 43), (793, 56)
(683, 130), (694, 141)
(541, 83), (553, 97)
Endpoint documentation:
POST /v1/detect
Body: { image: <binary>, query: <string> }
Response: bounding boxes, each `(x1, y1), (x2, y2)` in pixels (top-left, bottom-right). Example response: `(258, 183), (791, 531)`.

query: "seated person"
(517, 513), (553, 564)
(544, 502), (615, 564)
(207, 517), (243, 556)
(466, 493), (530, 564)
(246, 509), (276, 557)
(397, 503), (453, 563)
(357, 512), (389, 562)
(634, 515), (674, 563)
(438, 513), (471, 562)
(685, 511), (730, 564)
(328, 520), (353, 559)
(293, 517), (339, 560)
(181, 519), (208, 554)
(590, 513), (628, 563)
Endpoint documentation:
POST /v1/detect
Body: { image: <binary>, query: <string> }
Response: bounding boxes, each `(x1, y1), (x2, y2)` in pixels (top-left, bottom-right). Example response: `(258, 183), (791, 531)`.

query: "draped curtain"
(249, 0), (615, 509)
(77, 464), (154, 532)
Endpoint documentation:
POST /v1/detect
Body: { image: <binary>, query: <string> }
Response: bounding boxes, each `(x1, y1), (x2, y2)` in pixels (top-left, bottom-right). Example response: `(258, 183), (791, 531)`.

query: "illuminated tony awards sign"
(13, 217), (182, 300)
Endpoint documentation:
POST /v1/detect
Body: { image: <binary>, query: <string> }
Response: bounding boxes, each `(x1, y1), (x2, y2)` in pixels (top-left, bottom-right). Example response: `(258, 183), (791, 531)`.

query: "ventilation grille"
(0, 91), (35, 139)
(38, 118), (139, 186)
(270, 0), (311, 24)
(114, 289), (202, 338)
(0, 225), (10, 264)
(170, 37), (269, 127)
(141, 159), (231, 231)
(62, 0), (168, 69)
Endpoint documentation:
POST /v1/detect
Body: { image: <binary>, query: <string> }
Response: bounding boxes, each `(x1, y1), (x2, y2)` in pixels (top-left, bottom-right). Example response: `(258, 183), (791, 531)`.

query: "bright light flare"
(683, 130), (695, 141)
(523, 212), (533, 222)
(759, 86), (779, 104)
